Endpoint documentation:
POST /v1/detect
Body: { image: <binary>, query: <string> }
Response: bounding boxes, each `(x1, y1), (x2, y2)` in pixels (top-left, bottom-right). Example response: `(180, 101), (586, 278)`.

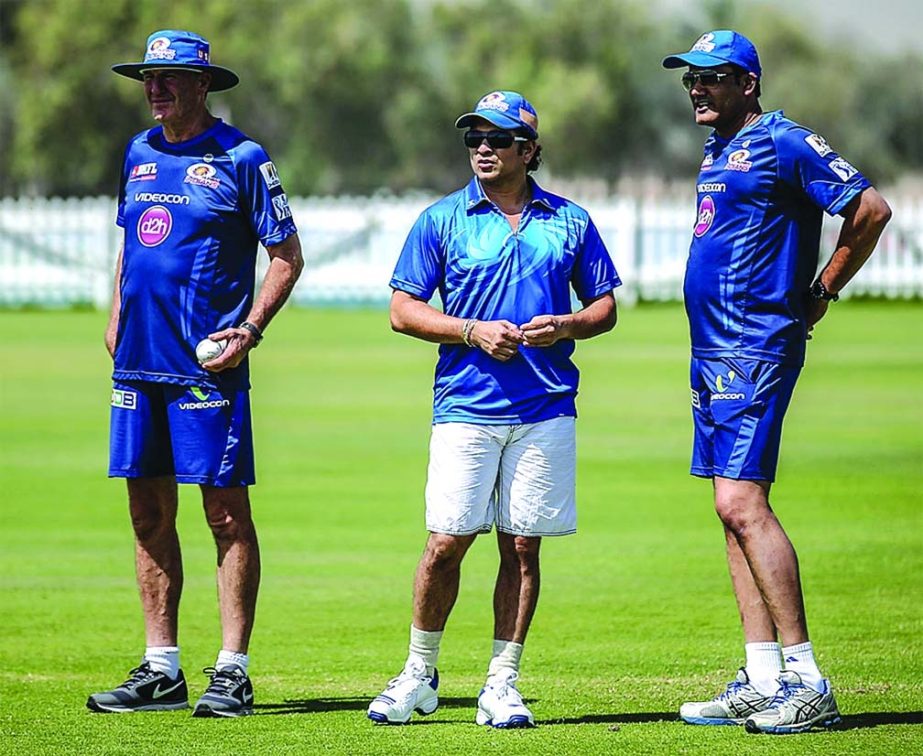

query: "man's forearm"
(819, 188), (892, 294)
(244, 234), (304, 331)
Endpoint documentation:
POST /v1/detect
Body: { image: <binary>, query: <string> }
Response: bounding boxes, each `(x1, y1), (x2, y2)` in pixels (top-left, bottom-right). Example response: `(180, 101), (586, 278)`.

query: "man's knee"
(202, 487), (254, 544)
(714, 479), (771, 535)
(499, 534), (541, 572)
(127, 478), (177, 541)
(422, 533), (473, 571)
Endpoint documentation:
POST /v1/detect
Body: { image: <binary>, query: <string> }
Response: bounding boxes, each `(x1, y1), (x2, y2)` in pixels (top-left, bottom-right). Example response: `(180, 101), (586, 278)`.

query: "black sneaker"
(86, 662), (188, 713)
(192, 666), (254, 718)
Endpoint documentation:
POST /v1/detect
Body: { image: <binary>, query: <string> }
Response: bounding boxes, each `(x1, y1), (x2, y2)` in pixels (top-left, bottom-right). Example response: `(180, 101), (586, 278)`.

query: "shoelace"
(767, 678), (804, 708)
(202, 666), (245, 695)
(487, 671), (523, 702)
(119, 663), (158, 690)
(719, 678), (748, 702)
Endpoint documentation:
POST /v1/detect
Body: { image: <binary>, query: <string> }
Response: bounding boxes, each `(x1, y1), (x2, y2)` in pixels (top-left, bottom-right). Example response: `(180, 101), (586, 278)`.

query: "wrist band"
(462, 318), (478, 347)
(238, 321), (263, 347)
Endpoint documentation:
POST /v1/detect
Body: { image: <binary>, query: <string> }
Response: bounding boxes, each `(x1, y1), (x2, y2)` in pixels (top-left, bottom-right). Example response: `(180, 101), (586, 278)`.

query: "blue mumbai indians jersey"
(684, 110), (870, 366)
(113, 120), (297, 390)
(391, 177), (621, 424)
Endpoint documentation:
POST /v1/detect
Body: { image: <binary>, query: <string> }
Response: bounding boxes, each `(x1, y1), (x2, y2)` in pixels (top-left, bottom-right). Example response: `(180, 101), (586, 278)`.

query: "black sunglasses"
(463, 130), (529, 149)
(681, 70), (737, 91)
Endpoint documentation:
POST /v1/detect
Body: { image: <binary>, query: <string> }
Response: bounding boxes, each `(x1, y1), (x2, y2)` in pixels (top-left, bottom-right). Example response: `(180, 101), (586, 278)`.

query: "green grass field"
(1, 302), (921, 755)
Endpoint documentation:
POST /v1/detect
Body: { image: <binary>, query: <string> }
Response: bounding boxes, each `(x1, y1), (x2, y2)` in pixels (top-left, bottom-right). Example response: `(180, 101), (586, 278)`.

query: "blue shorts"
(690, 357), (801, 482)
(109, 380), (255, 487)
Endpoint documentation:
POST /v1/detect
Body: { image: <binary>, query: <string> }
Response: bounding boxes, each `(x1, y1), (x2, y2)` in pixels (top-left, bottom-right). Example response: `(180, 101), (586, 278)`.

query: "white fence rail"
(1, 195), (920, 308)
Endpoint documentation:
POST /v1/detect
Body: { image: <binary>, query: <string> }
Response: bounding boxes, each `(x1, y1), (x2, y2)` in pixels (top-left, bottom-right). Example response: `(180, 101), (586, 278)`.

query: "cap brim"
(455, 111), (537, 138)
(662, 52), (731, 69)
(111, 62), (240, 92)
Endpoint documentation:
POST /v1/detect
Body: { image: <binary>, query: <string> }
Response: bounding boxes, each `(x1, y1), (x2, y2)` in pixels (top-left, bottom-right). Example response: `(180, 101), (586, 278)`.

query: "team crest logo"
(137, 205), (172, 247)
(184, 163), (221, 189)
(692, 33), (716, 53)
(694, 195), (716, 237)
(726, 149), (752, 172)
(145, 36), (176, 61)
(477, 92), (510, 112)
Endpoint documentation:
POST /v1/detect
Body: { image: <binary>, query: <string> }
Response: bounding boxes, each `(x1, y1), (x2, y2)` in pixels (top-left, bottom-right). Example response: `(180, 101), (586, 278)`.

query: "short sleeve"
(571, 216), (621, 301)
(389, 210), (444, 301)
(776, 126), (871, 216)
(235, 143), (298, 247)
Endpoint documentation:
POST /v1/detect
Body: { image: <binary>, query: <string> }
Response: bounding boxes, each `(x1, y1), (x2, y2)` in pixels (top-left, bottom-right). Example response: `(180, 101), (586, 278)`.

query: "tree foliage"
(2, 0), (921, 196)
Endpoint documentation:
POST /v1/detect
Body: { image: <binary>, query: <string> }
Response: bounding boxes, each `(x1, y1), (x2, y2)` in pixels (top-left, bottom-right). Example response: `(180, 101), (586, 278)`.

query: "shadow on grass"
(253, 695), (478, 717)
(834, 711), (923, 730)
(541, 711), (678, 726)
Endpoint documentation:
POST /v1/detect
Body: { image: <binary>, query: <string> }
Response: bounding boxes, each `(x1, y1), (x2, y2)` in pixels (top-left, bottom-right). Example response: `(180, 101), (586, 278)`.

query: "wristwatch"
(238, 321), (263, 346)
(810, 280), (839, 302)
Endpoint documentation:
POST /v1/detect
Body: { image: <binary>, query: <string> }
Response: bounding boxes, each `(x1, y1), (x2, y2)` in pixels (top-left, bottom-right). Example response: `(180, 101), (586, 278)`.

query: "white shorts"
(424, 416), (577, 537)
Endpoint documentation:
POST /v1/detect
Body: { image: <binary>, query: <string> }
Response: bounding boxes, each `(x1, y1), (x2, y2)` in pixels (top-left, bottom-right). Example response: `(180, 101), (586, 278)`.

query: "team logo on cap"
(145, 37), (176, 61)
(184, 163), (220, 189)
(694, 195), (716, 237)
(477, 92), (510, 113)
(137, 205), (172, 247)
(726, 148), (752, 172)
(692, 33), (716, 53)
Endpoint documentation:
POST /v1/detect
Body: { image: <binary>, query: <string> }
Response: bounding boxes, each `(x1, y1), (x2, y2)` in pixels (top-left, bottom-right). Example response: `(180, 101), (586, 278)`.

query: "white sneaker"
(744, 670), (841, 734)
(367, 656), (439, 725)
(476, 669), (535, 728)
(680, 668), (775, 725)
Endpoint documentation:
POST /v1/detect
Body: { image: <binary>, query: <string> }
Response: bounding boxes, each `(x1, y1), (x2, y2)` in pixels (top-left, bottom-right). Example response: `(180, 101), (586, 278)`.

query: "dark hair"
(516, 134), (542, 173)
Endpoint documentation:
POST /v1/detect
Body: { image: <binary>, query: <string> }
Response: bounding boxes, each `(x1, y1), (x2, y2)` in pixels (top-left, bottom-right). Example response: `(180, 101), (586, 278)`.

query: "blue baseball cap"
(662, 30), (761, 78)
(112, 30), (239, 91)
(455, 91), (539, 139)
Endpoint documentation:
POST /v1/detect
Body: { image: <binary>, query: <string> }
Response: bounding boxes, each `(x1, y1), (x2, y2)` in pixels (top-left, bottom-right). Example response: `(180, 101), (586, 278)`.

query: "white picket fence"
(0, 195), (920, 308)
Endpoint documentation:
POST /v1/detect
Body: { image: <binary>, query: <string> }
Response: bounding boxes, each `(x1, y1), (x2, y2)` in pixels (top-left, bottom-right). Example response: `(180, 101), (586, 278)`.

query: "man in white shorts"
(367, 91), (621, 728)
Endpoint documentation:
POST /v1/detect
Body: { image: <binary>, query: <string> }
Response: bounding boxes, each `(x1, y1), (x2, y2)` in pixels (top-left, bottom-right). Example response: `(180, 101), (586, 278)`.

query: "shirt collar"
(464, 176), (555, 214)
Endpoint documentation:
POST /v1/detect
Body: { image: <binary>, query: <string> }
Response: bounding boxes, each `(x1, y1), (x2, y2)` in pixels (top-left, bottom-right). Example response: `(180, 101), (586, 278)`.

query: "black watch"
(810, 280), (839, 302)
(238, 321), (263, 346)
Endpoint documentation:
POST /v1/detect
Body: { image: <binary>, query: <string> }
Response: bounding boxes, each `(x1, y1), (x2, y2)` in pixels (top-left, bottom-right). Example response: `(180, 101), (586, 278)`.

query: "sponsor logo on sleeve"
(137, 205), (173, 247)
(259, 161), (281, 190)
(726, 148), (752, 172)
(694, 195), (716, 237)
(805, 133), (833, 157)
(111, 388), (138, 409)
(828, 156), (858, 182)
(272, 193), (292, 221)
(184, 163), (221, 189)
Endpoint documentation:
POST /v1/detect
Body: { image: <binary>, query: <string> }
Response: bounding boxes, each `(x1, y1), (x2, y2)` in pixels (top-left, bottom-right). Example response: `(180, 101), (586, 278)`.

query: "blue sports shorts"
(689, 357), (801, 483)
(109, 380), (254, 487)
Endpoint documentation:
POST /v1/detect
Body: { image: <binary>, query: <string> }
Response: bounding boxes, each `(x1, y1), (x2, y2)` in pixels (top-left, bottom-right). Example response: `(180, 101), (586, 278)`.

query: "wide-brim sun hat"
(455, 91), (539, 139)
(112, 29), (239, 92)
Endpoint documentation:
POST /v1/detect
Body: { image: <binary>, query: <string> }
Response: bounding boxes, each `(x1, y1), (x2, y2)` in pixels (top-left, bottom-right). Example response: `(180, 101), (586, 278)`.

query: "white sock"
(487, 639), (523, 678)
(144, 646), (180, 679)
(782, 641), (825, 692)
(216, 649), (249, 675)
(409, 625), (443, 676)
(744, 642), (783, 695)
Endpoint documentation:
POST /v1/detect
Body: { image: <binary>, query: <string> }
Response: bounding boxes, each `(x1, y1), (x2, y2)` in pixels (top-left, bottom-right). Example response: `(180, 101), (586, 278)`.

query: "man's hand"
(520, 314), (568, 347)
(470, 320), (524, 361)
(804, 297), (830, 341)
(200, 326), (258, 371)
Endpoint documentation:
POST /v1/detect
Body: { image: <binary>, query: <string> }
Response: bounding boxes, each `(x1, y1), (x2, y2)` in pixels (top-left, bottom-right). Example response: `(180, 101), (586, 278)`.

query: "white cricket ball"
(195, 338), (227, 364)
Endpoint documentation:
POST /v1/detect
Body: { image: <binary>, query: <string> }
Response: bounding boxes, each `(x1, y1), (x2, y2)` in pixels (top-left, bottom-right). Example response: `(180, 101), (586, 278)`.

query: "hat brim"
(112, 62), (239, 92)
(455, 111), (538, 139)
(662, 52), (735, 70)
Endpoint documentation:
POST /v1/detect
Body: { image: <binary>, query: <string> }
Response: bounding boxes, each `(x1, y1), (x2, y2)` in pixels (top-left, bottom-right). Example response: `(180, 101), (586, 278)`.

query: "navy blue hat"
(112, 30), (239, 92)
(662, 30), (762, 78)
(455, 91), (539, 139)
